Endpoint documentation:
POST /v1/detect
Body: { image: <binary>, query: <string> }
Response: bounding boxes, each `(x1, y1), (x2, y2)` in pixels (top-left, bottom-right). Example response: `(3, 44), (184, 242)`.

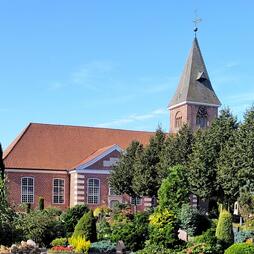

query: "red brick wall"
(170, 103), (218, 133)
(6, 170), (70, 210)
(88, 150), (120, 169)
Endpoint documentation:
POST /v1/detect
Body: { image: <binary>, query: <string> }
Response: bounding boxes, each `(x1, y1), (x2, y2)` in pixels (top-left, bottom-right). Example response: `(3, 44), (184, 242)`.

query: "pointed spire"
(169, 38), (221, 108)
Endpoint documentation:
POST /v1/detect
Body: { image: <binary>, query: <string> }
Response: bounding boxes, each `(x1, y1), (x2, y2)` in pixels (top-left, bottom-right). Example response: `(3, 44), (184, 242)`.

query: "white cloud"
(96, 108), (167, 128)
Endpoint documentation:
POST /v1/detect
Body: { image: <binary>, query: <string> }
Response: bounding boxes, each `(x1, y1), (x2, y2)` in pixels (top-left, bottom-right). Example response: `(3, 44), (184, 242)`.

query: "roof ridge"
(3, 123), (32, 160)
(28, 122), (156, 134)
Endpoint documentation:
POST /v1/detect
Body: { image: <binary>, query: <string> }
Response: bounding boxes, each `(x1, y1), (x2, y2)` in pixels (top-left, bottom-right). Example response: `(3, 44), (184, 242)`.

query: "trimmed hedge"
(224, 243), (254, 254)
(215, 210), (234, 246)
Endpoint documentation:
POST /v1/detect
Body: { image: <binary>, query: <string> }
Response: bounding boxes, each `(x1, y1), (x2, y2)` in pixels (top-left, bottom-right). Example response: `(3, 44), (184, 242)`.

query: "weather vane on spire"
(193, 10), (202, 37)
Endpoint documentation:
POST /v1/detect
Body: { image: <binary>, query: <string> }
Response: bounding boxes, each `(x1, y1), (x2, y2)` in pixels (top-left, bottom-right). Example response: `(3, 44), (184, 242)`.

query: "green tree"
(109, 140), (143, 198)
(188, 109), (238, 200)
(60, 204), (89, 235)
(215, 210), (234, 247)
(158, 165), (189, 212)
(238, 184), (254, 221)
(73, 210), (97, 242)
(158, 125), (193, 179)
(133, 128), (165, 197)
(0, 144), (5, 180)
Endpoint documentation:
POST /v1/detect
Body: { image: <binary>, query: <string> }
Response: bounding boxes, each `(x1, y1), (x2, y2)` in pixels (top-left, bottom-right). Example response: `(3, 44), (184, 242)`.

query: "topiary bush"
(224, 243), (254, 254)
(72, 210), (97, 242)
(60, 204), (89, 235)
(215, 210), (234, 247)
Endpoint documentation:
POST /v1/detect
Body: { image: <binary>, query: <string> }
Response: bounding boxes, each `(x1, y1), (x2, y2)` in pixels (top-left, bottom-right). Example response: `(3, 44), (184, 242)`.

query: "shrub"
(96, 217), (111, 240)
(224, 243), (254, 254)
(93, 206), (111, 218)
(60, 204), (89, 235)
(48, 246), (73, 253)
(178, 204), (210, 236)
(69, 235), (91, 254)
(215, 210), (234, 247)
(135, 243), (178, 254)
(90, 240), (116, 254)
(192, 228), (217, 246)
(110, 212), (149, 251)
(38, 197), (44, 210)
(234, 230), (254, 243)
(15, 209), (65, 247)
(148, 208), (177, 248)
(181, 242), (220, 254)
(73, 210), (97, 242)
(51, 237), (68, 247)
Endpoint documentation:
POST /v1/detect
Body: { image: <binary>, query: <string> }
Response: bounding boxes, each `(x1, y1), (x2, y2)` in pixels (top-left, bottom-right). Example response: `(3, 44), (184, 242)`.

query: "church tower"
(168, 37), (221, 133)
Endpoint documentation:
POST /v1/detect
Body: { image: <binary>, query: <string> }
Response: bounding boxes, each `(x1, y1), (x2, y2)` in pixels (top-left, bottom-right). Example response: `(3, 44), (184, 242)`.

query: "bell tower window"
(175, 111), (182, 128)
(196, 106), (208, 128)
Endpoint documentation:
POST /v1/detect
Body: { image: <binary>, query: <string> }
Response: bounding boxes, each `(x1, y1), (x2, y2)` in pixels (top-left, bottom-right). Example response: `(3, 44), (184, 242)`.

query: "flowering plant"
(49, 246), (74, 253)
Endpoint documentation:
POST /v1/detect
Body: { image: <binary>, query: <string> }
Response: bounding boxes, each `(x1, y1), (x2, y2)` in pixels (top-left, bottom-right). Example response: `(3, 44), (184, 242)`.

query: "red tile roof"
(4, 123), (154, 170)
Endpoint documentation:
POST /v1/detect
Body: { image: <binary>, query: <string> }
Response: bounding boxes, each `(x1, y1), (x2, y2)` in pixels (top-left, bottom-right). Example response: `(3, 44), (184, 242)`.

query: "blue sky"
(1, 1), (254, 149)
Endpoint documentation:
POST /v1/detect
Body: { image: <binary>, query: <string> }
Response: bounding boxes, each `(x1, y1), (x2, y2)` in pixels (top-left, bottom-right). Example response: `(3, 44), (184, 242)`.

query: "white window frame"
(109, 186), (117, 196)
(21, 177), (34, 204)
(131, 196), (142, 206)
(52, 178), (65, 204)
(87, 178), (100, 204)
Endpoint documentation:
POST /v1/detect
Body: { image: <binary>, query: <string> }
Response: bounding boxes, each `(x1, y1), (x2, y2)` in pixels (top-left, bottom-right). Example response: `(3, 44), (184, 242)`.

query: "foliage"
(96, 217), (111, 240)
(181, 242), (222, 254)
(238, 186), (254, 221)
(109, 140), (143, 198)
(135, 243), (178, 254)
(60, 204), (89, 235)
(188, 109), (238, 201)
(215, 210), (234, 247)
(69, 235), (91, 254)
(178, 204), (210, 237)
(110, 212), (149, 251)
(148, 208), (177, 248)
(158, 125), (193, 179)
(38, 197), (44, 210)
(158, 165), (189, 212)
(0, 143), (5, 180)
(133, 128), (166, 197)
(51, 237), (68, 247)
(90, 240), (116, 254)
(44, 207), (62, 216)
(0, 178), (17, 246)
(192, 228), (217, 246)
(49, 246), (73, 253)
(72, 210), (97, 242)
(234, 230), (254, 243)
(224, 243), (254, 254)
(93, 206), (111, 218)
(15, 209), (65, 247)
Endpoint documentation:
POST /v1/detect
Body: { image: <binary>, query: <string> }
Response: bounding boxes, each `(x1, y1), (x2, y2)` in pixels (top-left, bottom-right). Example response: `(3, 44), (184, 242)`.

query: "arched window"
(87, 178), (100, 204)
(175, 111), (182, 128)
(196, 106), (208, 128)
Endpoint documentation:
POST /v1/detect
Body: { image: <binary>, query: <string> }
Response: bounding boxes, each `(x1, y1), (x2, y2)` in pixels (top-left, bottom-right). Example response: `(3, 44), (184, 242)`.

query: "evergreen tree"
(158, 125), (193, 179)
(133, 128), (165, 197)
(109, 140), (143, 198)
(0, 144), (5, 180)
(158, 165), (189, 212)
(188, 109), (238, 200)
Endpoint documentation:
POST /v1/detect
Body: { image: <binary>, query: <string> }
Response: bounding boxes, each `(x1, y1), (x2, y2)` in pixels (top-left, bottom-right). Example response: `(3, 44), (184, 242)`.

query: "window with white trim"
(53, 178), (65, 204)
(21, 177), (34, 203)
(87, 178), (100, 204)
(131, 196), (141, 205)
(109, 187), (117, 196)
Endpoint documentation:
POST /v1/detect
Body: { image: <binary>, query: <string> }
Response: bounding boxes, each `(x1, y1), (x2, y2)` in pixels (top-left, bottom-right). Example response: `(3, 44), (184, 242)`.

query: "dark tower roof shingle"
(169, 38), (221, 107)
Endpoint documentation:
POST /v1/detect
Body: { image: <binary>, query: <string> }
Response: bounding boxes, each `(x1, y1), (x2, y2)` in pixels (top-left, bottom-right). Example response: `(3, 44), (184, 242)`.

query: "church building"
(3, 37), (221, 211)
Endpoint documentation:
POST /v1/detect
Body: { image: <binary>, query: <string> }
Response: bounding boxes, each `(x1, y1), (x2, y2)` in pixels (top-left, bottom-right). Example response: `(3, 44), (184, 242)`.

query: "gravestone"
(116, 240), (126, 254)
